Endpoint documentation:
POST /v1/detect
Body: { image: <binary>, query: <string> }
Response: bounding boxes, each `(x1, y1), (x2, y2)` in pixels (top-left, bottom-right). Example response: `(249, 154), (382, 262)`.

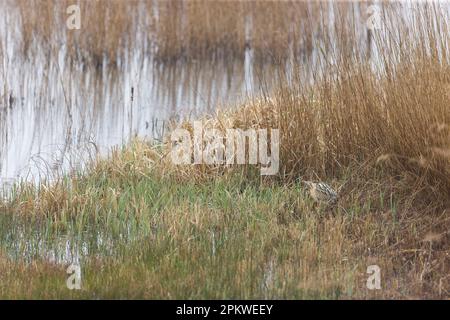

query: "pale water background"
(3, 1), (445, 188)
(0, 1), (449, 264)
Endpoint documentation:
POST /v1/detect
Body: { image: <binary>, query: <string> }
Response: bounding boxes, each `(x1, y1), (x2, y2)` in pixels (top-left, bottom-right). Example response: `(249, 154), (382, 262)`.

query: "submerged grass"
(0, 1), (448, 299)
(0, 140), (448, 299)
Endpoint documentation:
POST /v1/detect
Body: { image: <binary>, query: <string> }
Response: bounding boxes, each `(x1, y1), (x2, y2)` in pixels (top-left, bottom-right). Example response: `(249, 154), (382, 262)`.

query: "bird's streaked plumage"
(303, 181), (338, 204)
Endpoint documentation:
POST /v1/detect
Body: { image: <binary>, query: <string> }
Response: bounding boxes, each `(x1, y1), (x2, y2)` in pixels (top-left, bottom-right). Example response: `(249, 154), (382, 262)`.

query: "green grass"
(0, 144), (447, 299)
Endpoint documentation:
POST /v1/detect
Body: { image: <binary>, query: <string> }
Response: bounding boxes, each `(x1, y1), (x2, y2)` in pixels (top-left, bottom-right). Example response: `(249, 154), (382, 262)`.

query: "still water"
(0, 1), (448, 263)
(0, 1), (395, 187)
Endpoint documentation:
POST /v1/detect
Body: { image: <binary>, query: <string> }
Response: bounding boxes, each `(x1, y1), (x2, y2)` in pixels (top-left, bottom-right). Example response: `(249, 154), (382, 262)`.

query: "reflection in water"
(1, 2), (448, 187)
(0, 24), (285, 188)
(0, 212), (152, 264)
(0, 1), (449, 263)
(0, 2), (354, 186)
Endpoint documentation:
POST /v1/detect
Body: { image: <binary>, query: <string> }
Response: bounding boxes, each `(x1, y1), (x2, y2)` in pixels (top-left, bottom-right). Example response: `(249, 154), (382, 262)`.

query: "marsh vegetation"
(0, 1), (449, 299)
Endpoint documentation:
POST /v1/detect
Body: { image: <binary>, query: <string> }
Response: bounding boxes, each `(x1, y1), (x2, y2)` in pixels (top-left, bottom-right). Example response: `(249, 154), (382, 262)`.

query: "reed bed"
(166, 61), (450, 212)
(10, 0), (371, 66)
(15, 0), (138, 67)
(2, 58), (448, 298)
(162, 2), (450, 209)
(152, 0), (325, 63)
(0, 1), (449, 299)
(1, 139), (448, 298)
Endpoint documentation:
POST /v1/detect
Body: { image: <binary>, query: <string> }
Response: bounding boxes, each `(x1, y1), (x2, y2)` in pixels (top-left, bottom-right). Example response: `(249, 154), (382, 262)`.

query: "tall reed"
(165, 2), (450, 209)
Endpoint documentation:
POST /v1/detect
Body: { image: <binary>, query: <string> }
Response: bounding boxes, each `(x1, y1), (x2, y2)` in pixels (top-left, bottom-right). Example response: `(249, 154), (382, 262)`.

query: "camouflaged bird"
(303, 181), (338, 205)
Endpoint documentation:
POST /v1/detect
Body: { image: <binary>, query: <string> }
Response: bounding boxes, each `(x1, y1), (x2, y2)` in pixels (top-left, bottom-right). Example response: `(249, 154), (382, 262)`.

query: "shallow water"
(0, 2), (355, 187)
(0, 1), (449, 264)
(1, 1), (448, 188)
